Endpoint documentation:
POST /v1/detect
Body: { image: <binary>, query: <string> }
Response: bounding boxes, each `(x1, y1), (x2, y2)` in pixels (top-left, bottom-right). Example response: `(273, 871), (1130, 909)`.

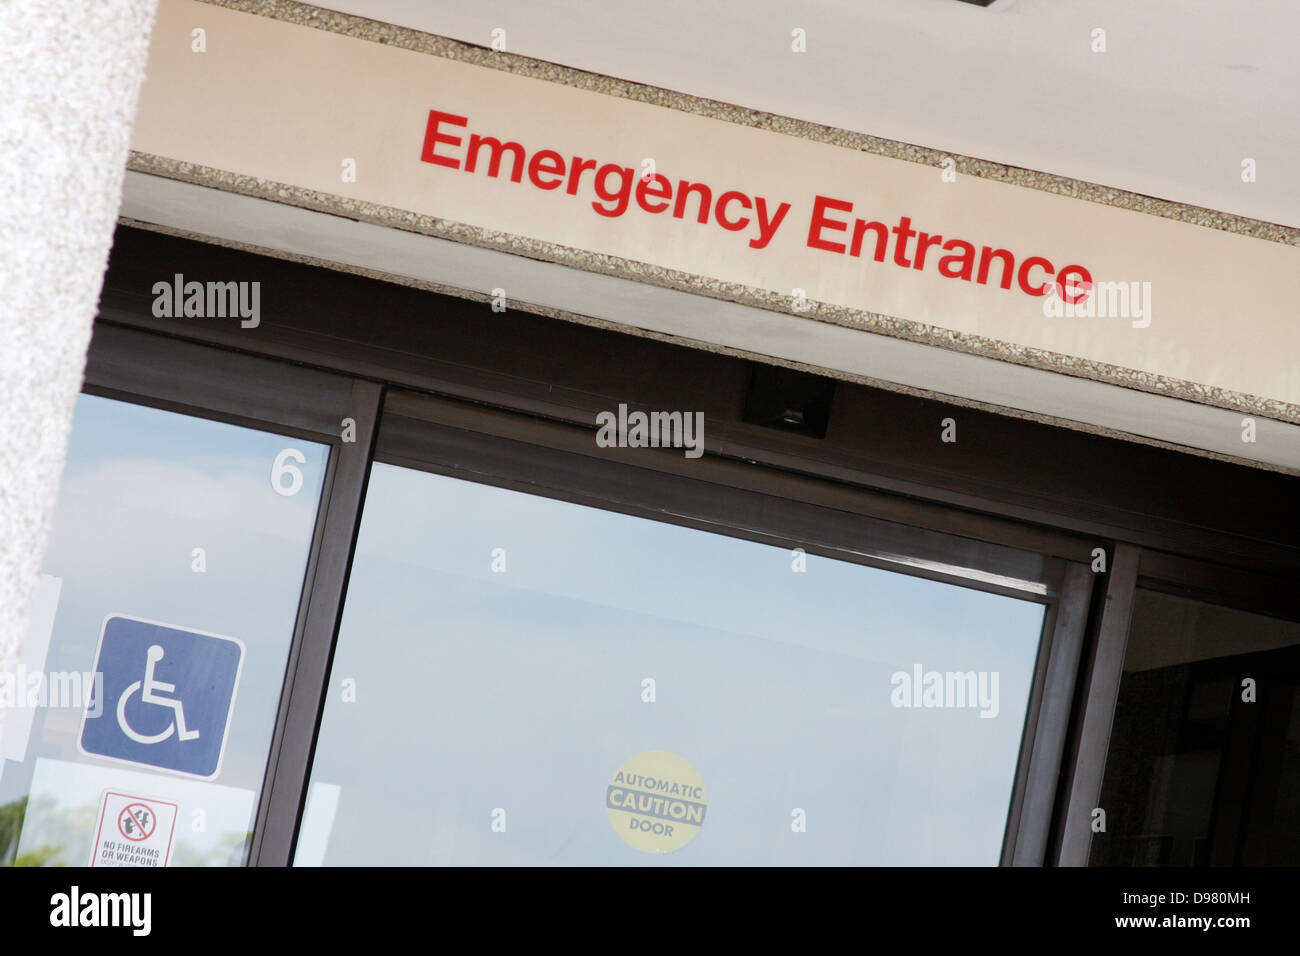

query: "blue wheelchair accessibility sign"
(80, 615), (244, 780)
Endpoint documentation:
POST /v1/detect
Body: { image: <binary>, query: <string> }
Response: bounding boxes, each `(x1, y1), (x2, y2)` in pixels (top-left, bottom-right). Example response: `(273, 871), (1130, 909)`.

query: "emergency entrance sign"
(79, 615), (244, 779)
(90, 791), (179, 867)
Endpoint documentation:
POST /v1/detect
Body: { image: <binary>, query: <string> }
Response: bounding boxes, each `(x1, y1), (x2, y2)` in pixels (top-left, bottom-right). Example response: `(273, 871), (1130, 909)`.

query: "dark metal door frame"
(1054, 546), (1300, 865)
(81, 326), (1099, 865)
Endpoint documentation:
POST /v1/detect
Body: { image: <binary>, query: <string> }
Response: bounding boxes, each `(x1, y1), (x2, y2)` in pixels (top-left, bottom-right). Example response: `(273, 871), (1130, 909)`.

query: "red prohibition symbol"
(117, 803), (156, 842)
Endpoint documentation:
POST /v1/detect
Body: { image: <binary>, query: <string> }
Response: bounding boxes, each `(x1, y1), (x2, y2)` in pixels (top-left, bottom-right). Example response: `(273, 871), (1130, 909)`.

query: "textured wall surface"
(0, 1), (159, 740)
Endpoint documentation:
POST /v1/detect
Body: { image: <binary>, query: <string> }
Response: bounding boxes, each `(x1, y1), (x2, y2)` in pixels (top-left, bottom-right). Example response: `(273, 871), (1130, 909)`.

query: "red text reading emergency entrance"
(421, 110), (1092, 303)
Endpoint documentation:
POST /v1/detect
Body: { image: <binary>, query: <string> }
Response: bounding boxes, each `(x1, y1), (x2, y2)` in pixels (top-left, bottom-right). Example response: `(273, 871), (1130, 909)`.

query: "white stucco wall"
(0, 1), (159, 741)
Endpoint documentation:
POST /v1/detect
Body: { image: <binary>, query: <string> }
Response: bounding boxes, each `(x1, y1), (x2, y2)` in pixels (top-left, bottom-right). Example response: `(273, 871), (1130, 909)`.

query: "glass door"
(0, 393), (329, 867)
(294, 397), (1086, 866)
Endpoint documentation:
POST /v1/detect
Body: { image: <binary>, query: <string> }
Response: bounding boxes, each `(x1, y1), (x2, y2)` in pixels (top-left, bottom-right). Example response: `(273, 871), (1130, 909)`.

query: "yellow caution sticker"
(605, 750), (707, 853)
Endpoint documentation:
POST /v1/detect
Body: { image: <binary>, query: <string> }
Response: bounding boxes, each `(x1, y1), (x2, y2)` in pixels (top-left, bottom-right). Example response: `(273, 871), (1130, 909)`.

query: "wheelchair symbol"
(116, 644), (200, 745)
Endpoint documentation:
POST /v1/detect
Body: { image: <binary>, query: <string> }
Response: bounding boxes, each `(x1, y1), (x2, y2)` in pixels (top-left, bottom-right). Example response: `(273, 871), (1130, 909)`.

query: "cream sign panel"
(132, 0), (1300, 408)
